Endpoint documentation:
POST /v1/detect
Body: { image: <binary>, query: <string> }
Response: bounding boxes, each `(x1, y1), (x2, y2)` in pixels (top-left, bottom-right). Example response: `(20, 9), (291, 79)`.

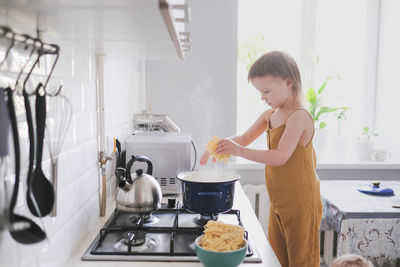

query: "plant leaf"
(317, 76), (335, 95)
(319, 122), (327, 129)
(315, 106), (336, 121)
(306, 88), (317, 118)
(306, 88), (316, 103)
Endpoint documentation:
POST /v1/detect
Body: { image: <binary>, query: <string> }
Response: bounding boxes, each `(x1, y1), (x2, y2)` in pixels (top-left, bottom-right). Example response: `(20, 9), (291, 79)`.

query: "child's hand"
(215, 139), (242, 156)
(200, 151), (216, 165)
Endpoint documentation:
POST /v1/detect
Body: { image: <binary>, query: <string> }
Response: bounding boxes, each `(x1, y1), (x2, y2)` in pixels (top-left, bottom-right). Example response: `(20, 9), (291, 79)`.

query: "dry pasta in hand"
(206, 136), (231, 163)
(199, 220), (246, 252)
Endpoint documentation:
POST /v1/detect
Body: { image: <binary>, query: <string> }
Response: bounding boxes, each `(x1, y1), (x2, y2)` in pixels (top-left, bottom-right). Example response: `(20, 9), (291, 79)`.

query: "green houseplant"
(306, 75), (349, 130)
(355, 126), (379, 160)
(305, 74), (351, 160)
(238, 36), (267, 72)
(335, 108), (350, 135)
(357, 126), (379, 141)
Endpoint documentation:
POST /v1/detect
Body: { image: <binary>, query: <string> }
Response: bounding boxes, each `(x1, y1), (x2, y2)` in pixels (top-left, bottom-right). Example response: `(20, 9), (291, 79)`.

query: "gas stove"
(82, 201), (262, 263)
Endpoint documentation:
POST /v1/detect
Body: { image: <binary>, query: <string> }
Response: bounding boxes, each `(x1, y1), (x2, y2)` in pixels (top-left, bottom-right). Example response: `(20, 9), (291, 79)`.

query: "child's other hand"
(215, 139), (242, 156)
(200, 151), (216, 165)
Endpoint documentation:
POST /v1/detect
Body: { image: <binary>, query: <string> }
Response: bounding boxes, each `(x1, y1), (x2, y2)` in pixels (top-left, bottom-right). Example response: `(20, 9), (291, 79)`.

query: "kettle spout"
(115, 167), (126, 180)
(116, 167), (131, 191)
(118, 179), (132, 191)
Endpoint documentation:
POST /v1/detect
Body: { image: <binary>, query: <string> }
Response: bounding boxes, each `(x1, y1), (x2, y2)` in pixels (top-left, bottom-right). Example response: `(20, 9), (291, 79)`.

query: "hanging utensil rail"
(0, 26), (57, 55)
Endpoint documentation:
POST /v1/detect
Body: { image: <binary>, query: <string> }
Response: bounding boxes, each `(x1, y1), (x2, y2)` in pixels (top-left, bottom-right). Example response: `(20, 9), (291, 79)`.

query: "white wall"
(145, 0), (238, 161)
(0, 14), (145, 267)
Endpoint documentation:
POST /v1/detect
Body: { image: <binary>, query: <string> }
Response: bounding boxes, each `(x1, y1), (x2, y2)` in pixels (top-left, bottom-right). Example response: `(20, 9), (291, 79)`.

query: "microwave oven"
(125, 132), (194, 195)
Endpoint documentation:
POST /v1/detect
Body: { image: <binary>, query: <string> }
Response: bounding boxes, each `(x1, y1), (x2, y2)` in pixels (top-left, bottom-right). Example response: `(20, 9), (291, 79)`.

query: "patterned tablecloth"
(320, 180), (400, 266)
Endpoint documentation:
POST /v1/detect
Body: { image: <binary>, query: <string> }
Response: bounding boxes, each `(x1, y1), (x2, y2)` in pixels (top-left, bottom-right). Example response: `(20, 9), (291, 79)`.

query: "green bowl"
(195, 235), (248, 267)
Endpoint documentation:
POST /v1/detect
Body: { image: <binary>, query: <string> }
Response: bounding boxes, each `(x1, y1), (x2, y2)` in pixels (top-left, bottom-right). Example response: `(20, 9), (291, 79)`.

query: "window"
(313, 0), (370, 137)
(237, 0), (303, 152)
(237, 0), (381, 161)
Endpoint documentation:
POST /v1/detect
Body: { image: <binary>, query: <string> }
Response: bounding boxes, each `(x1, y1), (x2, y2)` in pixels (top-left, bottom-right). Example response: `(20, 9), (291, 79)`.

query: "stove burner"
(124, 230), (147, 246)
(129, 214), (160, 225)
(83, 209), (258, 261)
(193, 214), (219, 226)
(114, 231), (156, 252)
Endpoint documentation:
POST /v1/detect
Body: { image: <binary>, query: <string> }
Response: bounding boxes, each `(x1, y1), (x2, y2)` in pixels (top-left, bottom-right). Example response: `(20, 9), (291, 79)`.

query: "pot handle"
(125, 155), (153, 182)
(197, 191), (223, 199)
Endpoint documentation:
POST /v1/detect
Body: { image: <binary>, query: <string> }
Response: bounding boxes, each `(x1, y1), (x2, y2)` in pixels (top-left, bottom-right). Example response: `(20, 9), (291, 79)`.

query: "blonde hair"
(248, 51), (303, 105)
(330, 254), (374, 267)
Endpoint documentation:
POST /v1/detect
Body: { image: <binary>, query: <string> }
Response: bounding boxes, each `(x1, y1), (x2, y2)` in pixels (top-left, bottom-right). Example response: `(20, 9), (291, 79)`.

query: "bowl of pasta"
(195, 221), (248, 267)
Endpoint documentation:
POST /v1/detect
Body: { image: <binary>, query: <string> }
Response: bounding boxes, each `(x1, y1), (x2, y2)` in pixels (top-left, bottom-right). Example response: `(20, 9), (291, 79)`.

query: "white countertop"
(227, 160), (400, 170)
(65, 184), (281, 267)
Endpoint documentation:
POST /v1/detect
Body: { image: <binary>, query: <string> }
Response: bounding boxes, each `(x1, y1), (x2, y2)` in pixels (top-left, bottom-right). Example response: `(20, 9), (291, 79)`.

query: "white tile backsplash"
(1, 16), (144, 267)
(0, 232), (18, 266)
(82, 139), (98, 171)
(57, 146), (85, 189)
(49, 40), (74, 80)
(74, 111), (95, 144)
(82, 81), (96, 112)
(64, 79), (85, 113)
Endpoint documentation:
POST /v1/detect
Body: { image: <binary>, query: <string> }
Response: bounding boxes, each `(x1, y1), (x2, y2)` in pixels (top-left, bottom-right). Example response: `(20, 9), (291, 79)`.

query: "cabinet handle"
(179, 32), (191, 43)
(182, 44), (191, 52)
(173, 4), (191, 23)
(159, 0), (184, 59)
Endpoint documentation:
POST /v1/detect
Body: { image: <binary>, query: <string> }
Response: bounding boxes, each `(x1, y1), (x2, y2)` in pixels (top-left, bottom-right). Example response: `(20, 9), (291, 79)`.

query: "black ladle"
(28, 88), (54, 217)
(24, 87), (42, 217)
(6, 87), (46, 244)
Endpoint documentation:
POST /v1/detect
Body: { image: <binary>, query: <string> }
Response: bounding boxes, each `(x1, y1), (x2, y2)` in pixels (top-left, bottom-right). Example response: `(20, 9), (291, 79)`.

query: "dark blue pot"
(177, 171), (240, 216)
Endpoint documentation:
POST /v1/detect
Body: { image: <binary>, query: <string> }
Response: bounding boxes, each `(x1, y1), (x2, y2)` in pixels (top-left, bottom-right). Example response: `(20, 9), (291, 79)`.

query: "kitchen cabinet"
(0, 0), (190, 60)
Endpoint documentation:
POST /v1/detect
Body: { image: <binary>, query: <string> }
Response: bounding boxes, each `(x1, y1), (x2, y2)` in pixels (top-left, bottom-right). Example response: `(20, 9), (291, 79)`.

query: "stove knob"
(167, 197), (176, 208)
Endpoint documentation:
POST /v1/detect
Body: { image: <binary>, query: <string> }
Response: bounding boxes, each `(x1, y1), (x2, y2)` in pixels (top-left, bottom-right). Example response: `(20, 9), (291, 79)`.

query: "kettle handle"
(125, 155), (154, 182)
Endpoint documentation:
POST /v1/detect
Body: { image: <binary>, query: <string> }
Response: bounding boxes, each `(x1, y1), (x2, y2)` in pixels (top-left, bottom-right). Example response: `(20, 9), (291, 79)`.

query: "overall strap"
(285, 108), (315, 143)
(265, 109), (275, 130)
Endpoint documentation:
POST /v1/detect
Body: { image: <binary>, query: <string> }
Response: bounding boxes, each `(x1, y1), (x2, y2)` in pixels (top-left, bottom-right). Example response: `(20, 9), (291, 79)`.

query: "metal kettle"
(115, 155), (162, 213)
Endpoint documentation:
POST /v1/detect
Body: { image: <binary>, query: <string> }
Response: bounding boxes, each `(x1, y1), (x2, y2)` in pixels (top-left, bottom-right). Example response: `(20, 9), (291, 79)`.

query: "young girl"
(200, 51), (323, 267)
(330, 254), (374, 267)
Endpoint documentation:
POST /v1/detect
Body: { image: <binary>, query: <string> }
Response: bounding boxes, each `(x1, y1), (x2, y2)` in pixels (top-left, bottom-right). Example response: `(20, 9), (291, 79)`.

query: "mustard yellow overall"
(265, 109), (323, 267)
